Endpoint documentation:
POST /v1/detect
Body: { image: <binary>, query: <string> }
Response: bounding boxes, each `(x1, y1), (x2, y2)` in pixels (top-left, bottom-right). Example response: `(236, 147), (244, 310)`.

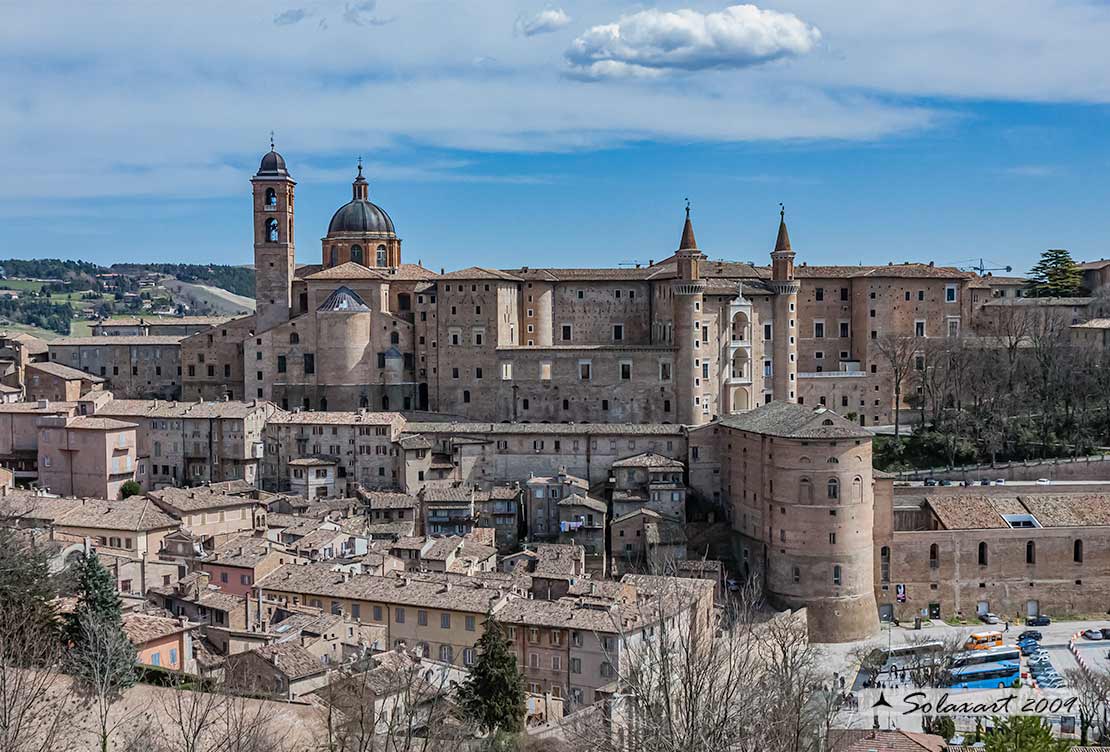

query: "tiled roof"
(48, 336), (185, 346)
(206, 535), (287, 568)
(249, 642), (327, 680)
(258, 563), (510, 612)
(66, 416), (136, 431)
(924, 495), (1014, 529)
(436, 266), (522, 282)
(380, 263), (439, 280)
(96, 316), (232, 328)
(980, 297), (1093, 307)
(1076, 259), (1110, 270)
(611, 451), (684, 469)
(396, 434), (432, 450)
(303, 262), (386, 281)
(719, 401), (871, 439)
(831, 729), (945, 752)
(558, 493), (607, 514)
(1, 332), (48, 354)
(57, 498), (180, 532)
(1019, 493), (1110, 527)
(149, 487), (259, 514)
(420, 483), (472, 503)
(26, 361), (105, 382)
(288, 456), (337, 467)
(0, 401), (76, 414)
(360, 491), (419, 510)
(404, 421), (683, 436)
(792, 263), (975, 280)
(122, 612), (196, 645)
(269, 411), (401, 425)
(1071, 318), (1110, 329)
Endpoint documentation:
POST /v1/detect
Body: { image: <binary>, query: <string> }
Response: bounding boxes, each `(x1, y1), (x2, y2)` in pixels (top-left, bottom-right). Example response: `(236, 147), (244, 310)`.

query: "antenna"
(967, 258), (1013, 276)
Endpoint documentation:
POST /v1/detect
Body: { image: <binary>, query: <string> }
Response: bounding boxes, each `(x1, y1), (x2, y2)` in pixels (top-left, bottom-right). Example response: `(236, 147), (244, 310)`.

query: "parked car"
(980, 612), (1001, 624)
(995, 479), (1006, 485)
(1027, 615), (1051, 626)
(924, 478), (938, 487)
(1020, 643), (1040, 656)
(1082, 629), (1104, 641)
(939, 479), (953, 486)
(1101, 628), (1110, 640)
(979, 479), (991, 486)
(1036, 478), (1051, 484)
(1018, 630), (1043, 642)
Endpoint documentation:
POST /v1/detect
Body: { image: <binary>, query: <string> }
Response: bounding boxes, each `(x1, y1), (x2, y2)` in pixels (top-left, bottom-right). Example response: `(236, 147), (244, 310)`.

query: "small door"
(977, 600), (989, 616)
(929, 603), (941, 619)
(878, 604), (894, 622)
(1026, 600), (1040, 618)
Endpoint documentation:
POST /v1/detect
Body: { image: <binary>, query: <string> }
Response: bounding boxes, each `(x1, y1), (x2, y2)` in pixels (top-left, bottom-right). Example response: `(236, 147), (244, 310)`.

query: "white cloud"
(565, 4), (821, 79)
(516, 8), (572, 37)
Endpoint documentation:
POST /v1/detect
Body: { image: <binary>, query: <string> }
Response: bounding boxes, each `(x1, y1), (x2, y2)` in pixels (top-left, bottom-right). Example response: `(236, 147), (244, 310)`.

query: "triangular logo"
(871, 691), (893, 709)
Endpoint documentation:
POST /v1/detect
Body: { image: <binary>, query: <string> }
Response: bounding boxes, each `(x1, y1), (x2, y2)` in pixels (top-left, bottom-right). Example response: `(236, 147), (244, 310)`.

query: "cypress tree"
(65, 551), (123, 644)
(458, 613), (526, 734)
(0, 527), (59, 637)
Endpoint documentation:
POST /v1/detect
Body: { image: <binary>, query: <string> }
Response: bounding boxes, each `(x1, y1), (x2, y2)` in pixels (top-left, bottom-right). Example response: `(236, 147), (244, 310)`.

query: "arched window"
(1026, 541), (1036, 564)
(376, 244), (387, 266)
(462, 390), (471, 404)
(351, 245), (364, 264)
(799, 478), (813, 502)
(929, 543), (939, 568)
(265, 188), (277, 206)
(827, 457), (839, 464)
(827, 478), (839, 500)
(319, 397), (328, 412)
(822, 418), (834, 426)
(290, 333), (299, 345)
(266, 218), (279, 242)
(852, 476), (863, 501)
(329, 245), (338, 266)
(381, 395), (390, 410)
(978, 542), (988, 566)
(832, 565), (842, 585)
(390, 331), (400, 345)
(1074, 540), (1084, 563)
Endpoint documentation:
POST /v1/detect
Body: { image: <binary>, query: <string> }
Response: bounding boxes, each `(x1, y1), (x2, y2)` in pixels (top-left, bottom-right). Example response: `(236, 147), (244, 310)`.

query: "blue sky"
(2, 1), (1109, 275)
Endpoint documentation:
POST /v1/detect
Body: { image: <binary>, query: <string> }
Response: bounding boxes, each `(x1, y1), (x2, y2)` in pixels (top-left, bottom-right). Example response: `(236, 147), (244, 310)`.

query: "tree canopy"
(457, 613), (526, 735)
(1027, 248), (1083, 298)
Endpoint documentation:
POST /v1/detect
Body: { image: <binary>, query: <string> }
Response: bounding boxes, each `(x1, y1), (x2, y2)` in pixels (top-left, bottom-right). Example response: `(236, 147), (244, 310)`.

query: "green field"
(0, 321), (62, 340)
(0, 279), (48, 292)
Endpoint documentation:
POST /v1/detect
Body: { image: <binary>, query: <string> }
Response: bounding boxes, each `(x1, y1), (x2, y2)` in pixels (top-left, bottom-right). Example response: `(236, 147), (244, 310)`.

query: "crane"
(967, 258), (1013, 276)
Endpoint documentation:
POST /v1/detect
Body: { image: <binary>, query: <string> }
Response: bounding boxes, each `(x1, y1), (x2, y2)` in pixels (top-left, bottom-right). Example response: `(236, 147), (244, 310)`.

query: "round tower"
(672, 205), (709, 426)
(770, 207), (799, 402)
(763, 407), (879, 642)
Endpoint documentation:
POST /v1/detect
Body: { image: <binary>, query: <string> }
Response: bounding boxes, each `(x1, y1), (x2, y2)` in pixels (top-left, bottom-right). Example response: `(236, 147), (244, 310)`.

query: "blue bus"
(947, 660), (1021, 690)
(950, 646), (1020, 669)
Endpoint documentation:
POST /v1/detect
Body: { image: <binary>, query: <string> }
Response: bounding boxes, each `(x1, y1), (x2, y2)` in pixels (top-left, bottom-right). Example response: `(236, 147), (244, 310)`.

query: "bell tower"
(252, 138), (296, 334)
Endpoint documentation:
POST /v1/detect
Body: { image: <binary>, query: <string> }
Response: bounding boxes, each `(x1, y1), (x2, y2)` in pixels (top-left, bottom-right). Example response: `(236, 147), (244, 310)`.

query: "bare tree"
(158, 675), (285, 752)
(0, 608), (71, 752)
(874, 334), (920, 440)
(1066, 667), (1110, 746)
(66, 613), (137, 752)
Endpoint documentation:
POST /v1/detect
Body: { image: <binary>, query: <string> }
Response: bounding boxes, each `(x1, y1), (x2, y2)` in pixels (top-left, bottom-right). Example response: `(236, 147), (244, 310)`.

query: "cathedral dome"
(256, 149), (290, 178)
(327, 199), (396, 236)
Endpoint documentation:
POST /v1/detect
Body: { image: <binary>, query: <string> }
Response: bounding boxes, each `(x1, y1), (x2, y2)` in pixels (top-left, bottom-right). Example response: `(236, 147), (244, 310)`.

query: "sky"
(2, 1), (1110, 275)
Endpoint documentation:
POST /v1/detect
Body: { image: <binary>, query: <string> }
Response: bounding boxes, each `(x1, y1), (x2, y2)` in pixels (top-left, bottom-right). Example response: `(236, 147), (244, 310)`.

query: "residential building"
(36, 415), (137, 499)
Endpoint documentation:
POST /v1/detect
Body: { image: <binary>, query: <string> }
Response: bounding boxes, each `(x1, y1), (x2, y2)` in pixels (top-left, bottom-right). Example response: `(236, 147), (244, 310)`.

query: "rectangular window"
(946, 284), (957, 302)
(619, 361), (631, 380)
(396, 607), (405, 624)
(276, 356), (286, 373)
(466, 615), (476, 631)
(540, 362), (552, 381)
(915, 320), (926, 337)
(814, 321), (824, 338)
(839, 321), (849, 338)
(815, 287), (824, 301)
(440, 612), (451, 629)
(303, 354), (315, 374)
(613, 324), (624, 341)
(578, 361), (592, 381)
(418, 610), (427, 626)
(561, 324), (572, 341)
(763, 323), (772, 340)
(659, 361), (671, 381)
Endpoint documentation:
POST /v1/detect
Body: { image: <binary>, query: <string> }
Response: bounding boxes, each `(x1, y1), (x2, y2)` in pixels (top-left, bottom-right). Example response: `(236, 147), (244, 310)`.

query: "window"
(978, 542), (988, 566)
(832, 565), (842, 586)
(946, 284), (957, 302)
(578, 361), (591, 381)
(1075, 539), (1084, 563)
(763, 323), (772, 340)
(303, 354), (315, 374)
(377, 245), (387, 266)
(464, 648), (476, 666)
(613, 324), (624, 341)
(466, 615), (476, 632)
(439, 645), (453, 663)
(929, 543), (939, 569)
(441, 612), (451, 629)
(265, 187), (277, 206)
(947, 318), (960, 338)
(659, 361), (671, 381)
(815, 287), (824, 301)
(839, 321), (849, 338)
(1026, 541), (1036, 564)
(276, 355), (286, 373)
(914, 320), (925, 337)
(826, 478), (839, 499)
(351, 244), (364, 264)
(620, 362), (632, 380)
(571, 657), (581, 674)
(814, 321), (824, 338)
(561, 324), (572, 341)
(840, 287), (849, 301)
(266, 218), (279, 242)
(396, 608), (405, 624)
(501, 362), (513, 380)
(792, 566), (800, 583)
(418, 610), (427, 626)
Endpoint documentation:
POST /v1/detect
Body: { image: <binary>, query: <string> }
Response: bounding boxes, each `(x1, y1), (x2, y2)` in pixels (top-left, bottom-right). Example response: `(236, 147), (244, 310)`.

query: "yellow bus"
(964, 631), (1004, 650)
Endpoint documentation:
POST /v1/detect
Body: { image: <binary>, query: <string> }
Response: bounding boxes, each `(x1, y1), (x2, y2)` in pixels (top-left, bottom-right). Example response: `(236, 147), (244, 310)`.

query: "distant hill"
(0, 259), (255, 299)
(110, 263), (255, 298)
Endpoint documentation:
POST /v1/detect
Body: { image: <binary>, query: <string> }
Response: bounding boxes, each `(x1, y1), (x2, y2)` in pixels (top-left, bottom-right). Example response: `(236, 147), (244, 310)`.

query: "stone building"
(47, 336), (183, 399)
(35, 415), (137, 499)
(25, 361), (104, 402)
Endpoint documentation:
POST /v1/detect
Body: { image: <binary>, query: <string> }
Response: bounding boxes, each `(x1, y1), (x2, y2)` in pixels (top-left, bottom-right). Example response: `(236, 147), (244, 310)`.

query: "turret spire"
(679, 198), (698, 251)
(775, 202), (791, 252)
(352, 157), (369, 200)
